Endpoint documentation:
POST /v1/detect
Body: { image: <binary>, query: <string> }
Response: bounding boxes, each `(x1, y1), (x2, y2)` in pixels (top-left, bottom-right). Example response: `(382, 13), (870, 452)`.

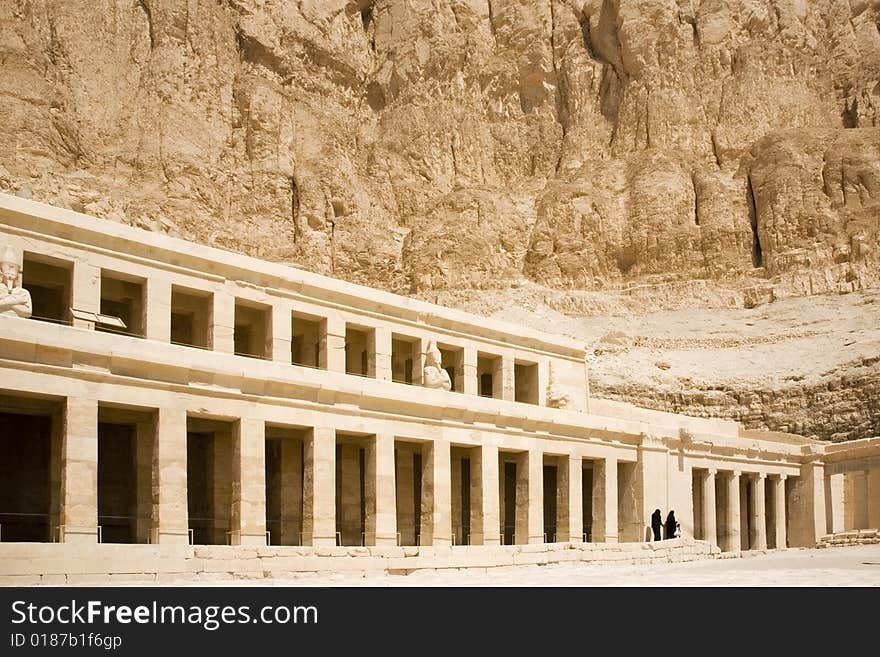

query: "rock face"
(1, 1), (879, 439)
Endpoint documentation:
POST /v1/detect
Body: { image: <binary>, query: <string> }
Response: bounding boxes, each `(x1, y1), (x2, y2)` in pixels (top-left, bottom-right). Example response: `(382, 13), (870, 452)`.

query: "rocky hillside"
(1, 1), (879, 439)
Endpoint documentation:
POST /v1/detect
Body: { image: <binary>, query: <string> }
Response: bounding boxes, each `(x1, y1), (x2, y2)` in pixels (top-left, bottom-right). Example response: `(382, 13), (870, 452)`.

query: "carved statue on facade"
(546, 361), (573, 409)
(0, 245), (32, 319)
(422, 340), (451, 391)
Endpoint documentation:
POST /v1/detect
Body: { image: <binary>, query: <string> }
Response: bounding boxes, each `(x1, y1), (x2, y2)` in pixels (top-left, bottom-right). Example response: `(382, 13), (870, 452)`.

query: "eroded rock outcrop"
(1, 1), (879, 440)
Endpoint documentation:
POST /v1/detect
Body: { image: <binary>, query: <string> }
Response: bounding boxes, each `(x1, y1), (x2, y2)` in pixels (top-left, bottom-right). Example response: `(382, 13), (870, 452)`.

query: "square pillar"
(473, 443), (500, 545)
(788, 462), (825, 547)
(845, 471), (869, 530)
(559, 455), (584, 543)
(211, 291), (235, 354)
(702, 469), (717, 546)
(827, 472), (845, 533)
(752, 474), (767, 550)
(231, 418), (266, 546)
(303, 426), (336, 546)
(61, 398), (98, 543)
(774, 475), (787, 548)
(71, 262), (100, 329)
(279, 438), (303, 546)
(726, 471), (741, 552)
(459, 346), (477, 396)
(271, 301), (293, 363)
(134, 419), (154, 543)
(592, 456), (618, 543)
(421, 439), (452, 546)
(144, 278), (172, 342)
(498, 355), (514, 401)
(211, 428), (233, 545)
(451, 454), (462, 544)
(151, 408), (189, 544)
(373, 327), (392, 381)
(365, 433), (397, 545)
(526, 449), (544, 543)
(321, 316), (346, 372)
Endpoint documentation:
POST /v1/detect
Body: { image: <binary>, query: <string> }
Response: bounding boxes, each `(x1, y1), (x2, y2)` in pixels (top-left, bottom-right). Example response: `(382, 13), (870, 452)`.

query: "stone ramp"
(0, 539), (721, 585)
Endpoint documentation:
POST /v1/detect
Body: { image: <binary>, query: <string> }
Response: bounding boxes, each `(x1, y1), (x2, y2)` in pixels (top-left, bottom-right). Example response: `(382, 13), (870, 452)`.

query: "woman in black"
(651, 509), (663, 541)
(665, 510), (677, 540)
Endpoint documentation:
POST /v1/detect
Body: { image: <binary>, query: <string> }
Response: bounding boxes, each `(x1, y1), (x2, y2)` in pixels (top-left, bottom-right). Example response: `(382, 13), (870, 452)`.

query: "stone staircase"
(817, 529), (880, 547)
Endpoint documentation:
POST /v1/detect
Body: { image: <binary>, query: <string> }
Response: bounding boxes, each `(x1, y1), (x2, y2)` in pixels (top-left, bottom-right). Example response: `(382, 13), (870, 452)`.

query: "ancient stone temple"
(0, 192), (878, 583)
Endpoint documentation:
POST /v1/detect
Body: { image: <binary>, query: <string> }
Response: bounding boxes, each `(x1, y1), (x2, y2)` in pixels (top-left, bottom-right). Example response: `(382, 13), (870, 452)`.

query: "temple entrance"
(0, 396), (61, 542)
(336, 433), (375, 546)
(265, 425), (307, 546)
(186, 417), (234, 545)
(499, 451), (528, 545)
(451, 447), (475, 545)
(395, 441), (420, 546)
(543, 464), (557, 542)
(582, 462), (594, 541)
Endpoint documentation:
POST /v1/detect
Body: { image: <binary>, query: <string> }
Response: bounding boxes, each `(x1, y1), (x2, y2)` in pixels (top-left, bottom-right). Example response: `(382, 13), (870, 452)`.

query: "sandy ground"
(163, 545), (880, 587)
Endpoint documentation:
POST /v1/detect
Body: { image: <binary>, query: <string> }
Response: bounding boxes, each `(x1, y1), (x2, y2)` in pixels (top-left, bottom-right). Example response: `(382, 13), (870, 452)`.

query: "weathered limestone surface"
(0, 0), (876, 296)
(2, 1), (880, 444)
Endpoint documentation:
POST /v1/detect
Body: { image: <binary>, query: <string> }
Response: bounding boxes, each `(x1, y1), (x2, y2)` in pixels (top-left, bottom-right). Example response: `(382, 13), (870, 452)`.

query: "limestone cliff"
(1, 0), (879, 439)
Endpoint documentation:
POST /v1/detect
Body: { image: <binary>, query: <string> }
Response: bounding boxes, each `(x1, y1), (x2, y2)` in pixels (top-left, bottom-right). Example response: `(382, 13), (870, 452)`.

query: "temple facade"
(0, 192), (878, 580)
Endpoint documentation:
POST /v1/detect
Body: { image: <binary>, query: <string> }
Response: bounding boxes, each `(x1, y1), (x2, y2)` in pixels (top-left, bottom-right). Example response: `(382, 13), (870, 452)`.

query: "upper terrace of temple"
(0, 193), (587, 409)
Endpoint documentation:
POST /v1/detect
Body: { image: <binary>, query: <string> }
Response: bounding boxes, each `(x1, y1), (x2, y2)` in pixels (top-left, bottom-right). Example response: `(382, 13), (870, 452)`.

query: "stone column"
(727, 471), (741, 552)
(774, 475), (787, 549)
(372, 327), (392, 381)
(421, 439), (452, 546)
(567, 455), (584, 543)
(71, 262), (100, 329)
(134, 419), (154, 543)
(592, 457), (618, 543)
(406, 338), (423, 387)
(231, 418), (266, 546)
(498, 355), (515, 401)
(702, 469), (717, 546)
(473, 443), (500, 545)
(279, 438), (303, 546)
(270, 301), (292, 363)
(846, 470), (869, 530)
(513, 452), (528, 544)
(303, 426), (336, 547)
(151, 408), (189, 544)
(869, 468), (880, 530)
(460, 346), (478, 396)
(753, 474), (767, 550)
(395, 446), (415, 545)
(365, 433), (397, 546)
(451, 454), (462, 544)
(321, 316), (346, 372)
(144, 277), (171, 342)
(212, 429), (233, 545)
(211, 291), (235, 354)
(529, 449), (544, 543)
(60, 397), (98, 543)
(827, 472), (845, 533)
(787, 462), (825, 547)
